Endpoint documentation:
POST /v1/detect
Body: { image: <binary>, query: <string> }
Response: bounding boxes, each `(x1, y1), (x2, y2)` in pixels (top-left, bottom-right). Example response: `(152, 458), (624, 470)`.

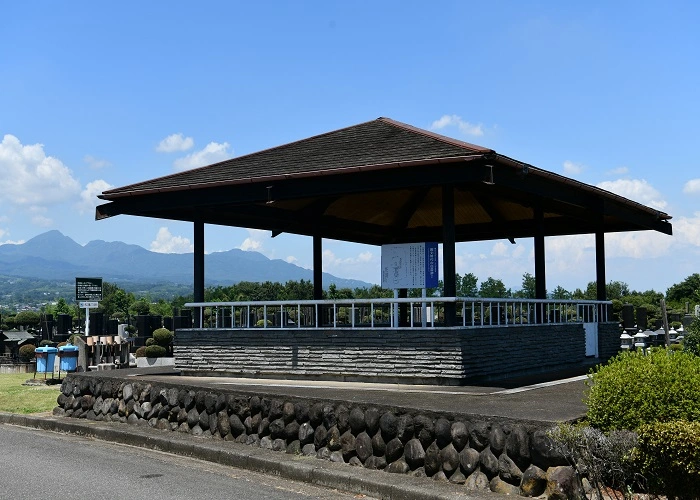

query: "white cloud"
(430, 114), (484, 137)
(605, 231), (673, 259)
(683, 179), (700, 195)
(285, 256), (298, 264)
(322, 249), (375, 272)
(0, 134), (81, 208)
(31, 214), (53, 227)
(596, 178), (667, 211)
(563, 160), (584, 175)
(238, 228), (268, 252)
(607, 166), (629, 176)
(156, 133), (194, 153)
(78, 179), (114, 214)
(83, 155), (111, 169)
(149, 227), (194, 253)
(674, 213), (700, 247)
(173, 141), (231, 171)
(491, 241), (509, 257)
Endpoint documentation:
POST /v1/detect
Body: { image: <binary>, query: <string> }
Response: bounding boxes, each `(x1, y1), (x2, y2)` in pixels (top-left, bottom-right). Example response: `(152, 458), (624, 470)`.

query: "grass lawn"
(0, 373), (61, 414)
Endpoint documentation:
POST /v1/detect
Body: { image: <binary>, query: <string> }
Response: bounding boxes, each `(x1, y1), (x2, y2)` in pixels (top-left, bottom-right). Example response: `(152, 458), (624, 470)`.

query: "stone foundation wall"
(598, 322), (622, 362)
(54, 373), (577, 497)
(173, 323), (602, 384)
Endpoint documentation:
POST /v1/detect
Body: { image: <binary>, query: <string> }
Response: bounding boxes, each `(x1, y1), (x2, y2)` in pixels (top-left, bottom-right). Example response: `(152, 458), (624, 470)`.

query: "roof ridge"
(378, 117), (493, 154)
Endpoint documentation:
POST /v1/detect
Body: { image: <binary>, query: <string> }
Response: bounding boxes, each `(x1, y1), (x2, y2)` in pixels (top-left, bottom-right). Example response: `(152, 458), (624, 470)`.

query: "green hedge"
(18, 344), (36, 362)
(152, 327), (173, 347)
(144, 345), (167, 358)
(635, 420), (700, 498)
(586, 348), (700, 431)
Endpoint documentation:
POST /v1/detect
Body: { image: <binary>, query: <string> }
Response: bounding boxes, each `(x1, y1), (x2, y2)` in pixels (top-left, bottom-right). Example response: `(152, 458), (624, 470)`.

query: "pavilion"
(95, 118), (673, 383)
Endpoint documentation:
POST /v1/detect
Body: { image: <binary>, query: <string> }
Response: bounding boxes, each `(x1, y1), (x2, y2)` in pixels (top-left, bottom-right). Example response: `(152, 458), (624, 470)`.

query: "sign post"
(76, 278), (103, 337)
(381, 243), (439, 327)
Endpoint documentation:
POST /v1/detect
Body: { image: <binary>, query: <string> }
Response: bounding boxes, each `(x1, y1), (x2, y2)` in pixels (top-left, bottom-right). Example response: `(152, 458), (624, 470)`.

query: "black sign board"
(75, 277), (103, 301)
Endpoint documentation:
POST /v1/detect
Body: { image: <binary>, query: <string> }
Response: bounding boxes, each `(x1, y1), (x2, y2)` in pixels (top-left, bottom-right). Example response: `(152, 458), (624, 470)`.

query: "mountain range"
(0, 230), (372, 290)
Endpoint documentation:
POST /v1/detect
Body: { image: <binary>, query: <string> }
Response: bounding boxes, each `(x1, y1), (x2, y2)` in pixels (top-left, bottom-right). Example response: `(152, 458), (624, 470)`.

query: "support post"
(442, 185), (456, 326)
(595, 230), (606, 301)
(193, 219), (205, 327)
(534, 207), (546, 323)
(313, 235), (323, 301)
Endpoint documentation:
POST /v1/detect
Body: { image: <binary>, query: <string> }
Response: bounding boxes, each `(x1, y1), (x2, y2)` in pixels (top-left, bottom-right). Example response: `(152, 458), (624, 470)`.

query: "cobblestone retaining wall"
(54, 374), (581, 497)
(174, 323), (620, 384)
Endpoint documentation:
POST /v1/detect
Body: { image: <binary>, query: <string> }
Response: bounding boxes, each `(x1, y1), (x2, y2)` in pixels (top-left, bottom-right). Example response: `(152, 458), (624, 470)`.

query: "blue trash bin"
(59, 344), (79, 372)
(35, 346), (58, 374)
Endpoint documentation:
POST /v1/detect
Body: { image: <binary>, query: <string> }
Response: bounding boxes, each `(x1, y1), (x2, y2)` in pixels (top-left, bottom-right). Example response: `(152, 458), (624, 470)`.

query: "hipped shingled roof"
(97, 117), (672, 245)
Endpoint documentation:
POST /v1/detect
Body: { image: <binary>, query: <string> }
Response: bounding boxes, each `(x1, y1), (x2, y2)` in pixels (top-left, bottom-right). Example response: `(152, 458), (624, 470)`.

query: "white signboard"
(79, 301), (99, 309)
(380, 242), (439, 289)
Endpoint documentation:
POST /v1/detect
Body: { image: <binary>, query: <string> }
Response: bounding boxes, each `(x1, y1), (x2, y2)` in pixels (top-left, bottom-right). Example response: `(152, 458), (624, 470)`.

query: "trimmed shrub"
(635, 420), (700, 498)
(586, 348), (700, 431)
(39, 340), (55, 347)
(152, 327), (173, 347)
(134, 346), (147, 358)
(145, 337), (155, 347)
(144, 345), (167, 358)
(18, 344), (36, 362)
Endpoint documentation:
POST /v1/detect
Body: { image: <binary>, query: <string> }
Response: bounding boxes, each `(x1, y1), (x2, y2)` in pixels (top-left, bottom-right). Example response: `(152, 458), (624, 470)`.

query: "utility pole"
(661, 298), (670, 346)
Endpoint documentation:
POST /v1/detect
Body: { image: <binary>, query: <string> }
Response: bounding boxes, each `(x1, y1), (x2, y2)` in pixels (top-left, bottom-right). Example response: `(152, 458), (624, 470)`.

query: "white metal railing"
(183, 297), (611, 330)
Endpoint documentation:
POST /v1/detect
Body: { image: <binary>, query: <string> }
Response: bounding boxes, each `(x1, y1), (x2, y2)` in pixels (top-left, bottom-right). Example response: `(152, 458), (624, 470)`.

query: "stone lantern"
(644, 328), (658, 347)
(669, 327), (678, 344)
(620, 332), (634, 350)
(634, 330), (648, 351)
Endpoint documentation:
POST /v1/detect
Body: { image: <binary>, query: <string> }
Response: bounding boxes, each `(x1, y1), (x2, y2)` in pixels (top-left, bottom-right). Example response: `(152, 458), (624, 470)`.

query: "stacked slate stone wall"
(597, 322), (623, 362)
(54, 373), (580, 497)
(174, 323), (602, 384)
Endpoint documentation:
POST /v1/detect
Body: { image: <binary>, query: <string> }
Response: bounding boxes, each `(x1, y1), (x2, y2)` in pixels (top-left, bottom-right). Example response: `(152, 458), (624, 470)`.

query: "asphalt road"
(0, 424), (370, 500)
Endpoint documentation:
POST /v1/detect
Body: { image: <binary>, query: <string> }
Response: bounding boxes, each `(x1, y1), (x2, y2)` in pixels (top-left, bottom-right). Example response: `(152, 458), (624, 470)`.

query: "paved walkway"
(134, 370), (590, 424)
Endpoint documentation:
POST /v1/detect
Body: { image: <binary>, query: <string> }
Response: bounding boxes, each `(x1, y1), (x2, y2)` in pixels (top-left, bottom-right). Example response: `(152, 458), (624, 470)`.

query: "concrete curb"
(0, 413), (494, 500)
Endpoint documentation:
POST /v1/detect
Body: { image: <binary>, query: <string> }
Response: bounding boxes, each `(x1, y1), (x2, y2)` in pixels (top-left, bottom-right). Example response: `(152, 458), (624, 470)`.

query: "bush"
(152, 327), (173, 346)
(134, 346), (147, 358)
(144, 345), (167, 358)
(39, 340), (55, 347)
(586, 348), (700, 431)
(56, 341), (67, 348)
(145, 337), (155, 347)
(548, 423), (640, 495)
(683, 316), (700, 357)
(18, 344), (36, 362)
(635, 420), (700, 498)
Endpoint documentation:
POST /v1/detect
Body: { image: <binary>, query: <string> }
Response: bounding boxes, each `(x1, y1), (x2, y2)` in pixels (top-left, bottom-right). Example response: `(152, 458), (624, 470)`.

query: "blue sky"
(1, 1), (699, 294)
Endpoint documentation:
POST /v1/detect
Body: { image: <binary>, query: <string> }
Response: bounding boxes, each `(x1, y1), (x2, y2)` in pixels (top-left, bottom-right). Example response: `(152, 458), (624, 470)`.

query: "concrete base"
(136, 357), (175, 368)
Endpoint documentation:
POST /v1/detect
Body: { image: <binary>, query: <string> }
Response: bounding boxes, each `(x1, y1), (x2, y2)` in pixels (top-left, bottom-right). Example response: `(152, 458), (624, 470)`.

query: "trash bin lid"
(59, 344), (79, 352)
(36, 346), (58, 353)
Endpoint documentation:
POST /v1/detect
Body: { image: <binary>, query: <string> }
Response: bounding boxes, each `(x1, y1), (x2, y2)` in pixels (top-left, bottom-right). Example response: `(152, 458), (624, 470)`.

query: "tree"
(150, 298), (173, 317)
(666, 273), (700, 307)
(13, 310), (41, 329)
(457, 273), (479, 297)
(514, 272), (537, 299)
(479, 277), (509, 298)
(130, 298), (151, 316)
(101, 286), (134, 321)
(550, 285), (572, 300)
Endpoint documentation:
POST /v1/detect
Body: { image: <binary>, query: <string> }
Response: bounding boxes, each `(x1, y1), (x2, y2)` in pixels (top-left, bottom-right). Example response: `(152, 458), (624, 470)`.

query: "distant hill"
(0, 230), (373, 289)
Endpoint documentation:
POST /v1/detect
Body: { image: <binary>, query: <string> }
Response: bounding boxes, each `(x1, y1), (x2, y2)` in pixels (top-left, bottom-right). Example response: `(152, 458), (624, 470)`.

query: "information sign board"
(380, 242), (439, 289)
(75, 277), (103, 301)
